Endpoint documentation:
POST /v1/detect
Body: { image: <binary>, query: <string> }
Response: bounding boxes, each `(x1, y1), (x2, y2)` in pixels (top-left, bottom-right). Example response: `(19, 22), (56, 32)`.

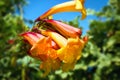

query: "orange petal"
(30, 37), (58, 61)
(57, 37), (85, 64)
(40, 58), (61, 76)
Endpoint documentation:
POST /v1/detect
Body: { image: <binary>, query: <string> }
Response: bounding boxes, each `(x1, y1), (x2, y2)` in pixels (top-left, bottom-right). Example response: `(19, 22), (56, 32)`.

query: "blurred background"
(0, 0), (120, 80)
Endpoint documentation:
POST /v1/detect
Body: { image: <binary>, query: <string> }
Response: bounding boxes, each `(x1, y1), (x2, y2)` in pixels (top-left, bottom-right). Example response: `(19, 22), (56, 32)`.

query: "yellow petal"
(62, 62), (75, 72)
(40, 58), (61, 76)
(41, 30), (67, 47)
(40, 59), (52, 77)
(81, 7), (86, 20)
(75, 0), (83, 9)
(57, 37), (85, 64)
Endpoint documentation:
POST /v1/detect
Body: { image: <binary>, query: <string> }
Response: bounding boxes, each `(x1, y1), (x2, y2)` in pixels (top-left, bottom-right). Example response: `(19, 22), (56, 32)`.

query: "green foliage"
(0, 0), (120, 80)
(0, 0), (29, 80)
(86, 0), (120, 79)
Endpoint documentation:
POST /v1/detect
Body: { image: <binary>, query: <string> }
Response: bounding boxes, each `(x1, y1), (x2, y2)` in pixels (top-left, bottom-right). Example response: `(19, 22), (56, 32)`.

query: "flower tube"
(43, 19), (82, 38)
(35, 0), (86, 21)
(21, 32), (43, 45)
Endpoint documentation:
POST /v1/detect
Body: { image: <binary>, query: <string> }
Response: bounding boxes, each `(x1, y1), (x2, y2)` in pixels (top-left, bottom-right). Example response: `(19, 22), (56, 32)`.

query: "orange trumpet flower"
(35, 0), (86, 21)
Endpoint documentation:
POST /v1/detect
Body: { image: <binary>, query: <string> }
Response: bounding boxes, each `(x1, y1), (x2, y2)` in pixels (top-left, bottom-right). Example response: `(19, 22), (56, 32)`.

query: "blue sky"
(23, 0), (108, 34)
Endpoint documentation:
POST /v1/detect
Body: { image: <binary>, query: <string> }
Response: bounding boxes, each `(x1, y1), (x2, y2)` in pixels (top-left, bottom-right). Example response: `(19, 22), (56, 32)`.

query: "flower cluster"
(21, 0), (88, 76)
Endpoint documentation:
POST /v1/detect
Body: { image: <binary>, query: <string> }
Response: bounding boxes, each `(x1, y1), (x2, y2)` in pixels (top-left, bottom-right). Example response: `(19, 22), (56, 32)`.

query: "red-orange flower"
(21, 0), (87, 76)
(21, 32), (60, 76)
